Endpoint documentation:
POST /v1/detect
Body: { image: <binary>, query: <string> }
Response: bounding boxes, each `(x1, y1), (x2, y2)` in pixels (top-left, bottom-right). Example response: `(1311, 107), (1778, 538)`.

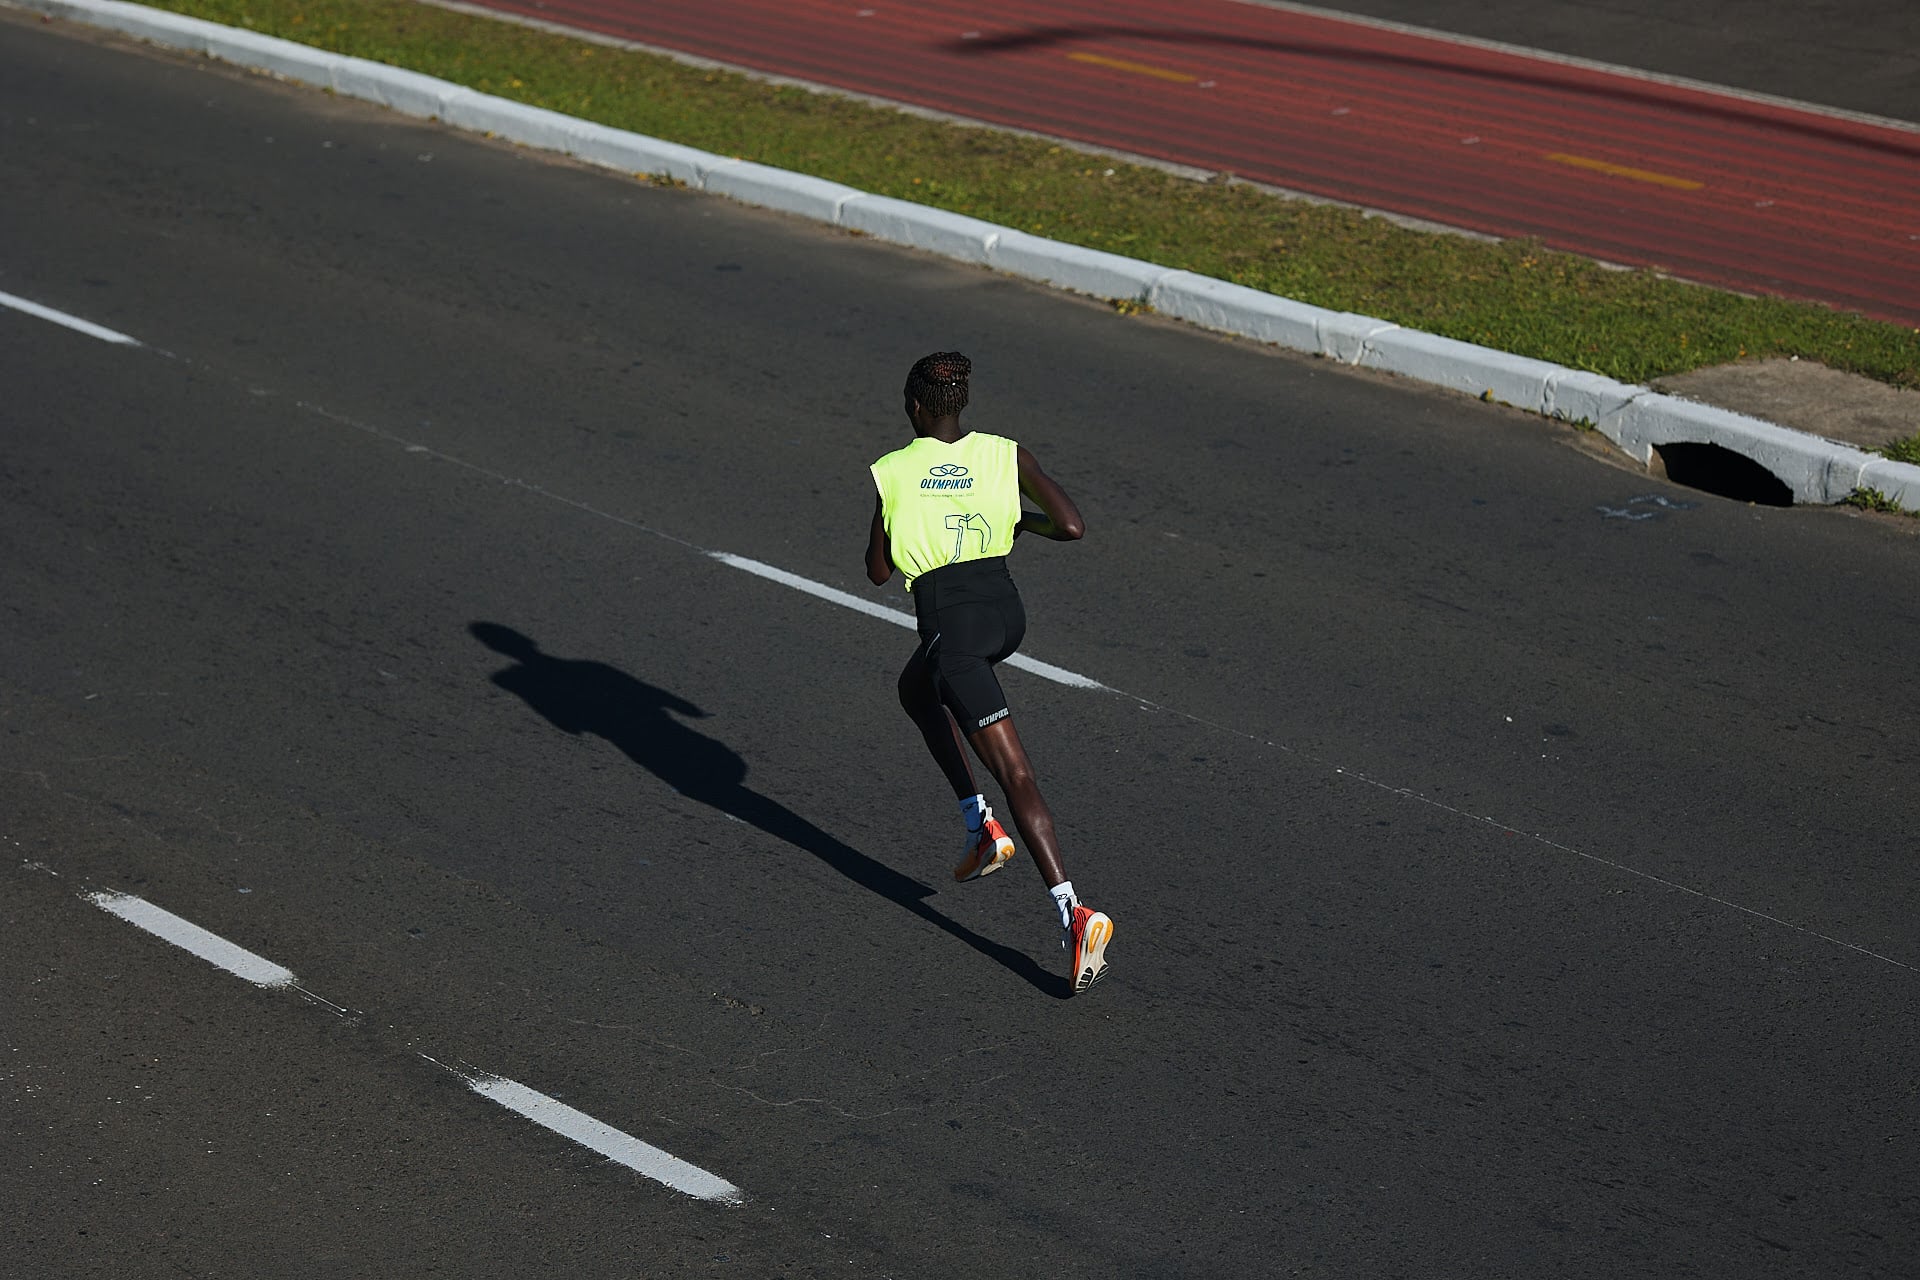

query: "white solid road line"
(462, 1072), (747, 1205)
(86, 890), (297, 987)
(711, 551), (1107, 690)
(0, 288), (140, 345)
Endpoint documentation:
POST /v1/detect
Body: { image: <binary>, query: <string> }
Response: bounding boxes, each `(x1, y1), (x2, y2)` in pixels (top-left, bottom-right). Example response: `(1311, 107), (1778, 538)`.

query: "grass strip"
(1877, 434), (1920, 465)
(123, 0), (1920, 389)
(1843, 487), (1916, 516)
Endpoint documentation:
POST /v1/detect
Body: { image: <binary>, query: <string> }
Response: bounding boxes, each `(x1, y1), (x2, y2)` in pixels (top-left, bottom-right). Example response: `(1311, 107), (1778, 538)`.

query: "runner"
(865, 351), (1114, 994)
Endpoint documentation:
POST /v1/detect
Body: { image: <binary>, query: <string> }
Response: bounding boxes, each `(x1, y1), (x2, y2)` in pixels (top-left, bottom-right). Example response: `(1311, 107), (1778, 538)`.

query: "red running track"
(455, 0), (1920, 326)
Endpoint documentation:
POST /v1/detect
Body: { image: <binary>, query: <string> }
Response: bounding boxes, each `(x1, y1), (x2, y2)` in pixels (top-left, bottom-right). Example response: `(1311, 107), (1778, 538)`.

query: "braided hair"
(904, 351), (972, 418)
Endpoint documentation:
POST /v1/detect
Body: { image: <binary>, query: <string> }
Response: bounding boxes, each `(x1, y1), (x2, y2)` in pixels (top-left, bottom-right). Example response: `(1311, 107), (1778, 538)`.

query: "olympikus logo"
(976, 708), (1009, 729)
(923, 463), (973, 490)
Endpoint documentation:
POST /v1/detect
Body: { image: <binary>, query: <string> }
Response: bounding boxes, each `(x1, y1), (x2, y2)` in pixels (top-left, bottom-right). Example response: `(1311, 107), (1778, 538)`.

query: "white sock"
(1049, 880), (1078, 930)
(959, 794), (988, 832)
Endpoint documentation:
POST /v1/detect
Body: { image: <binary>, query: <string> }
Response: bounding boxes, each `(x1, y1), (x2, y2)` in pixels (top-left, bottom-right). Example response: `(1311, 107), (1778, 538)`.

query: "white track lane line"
(0, 289), (141, 346)
(711, 551), (1106, 690)
(460, 1071), (746, 1204)
(86, 891), (296, 987)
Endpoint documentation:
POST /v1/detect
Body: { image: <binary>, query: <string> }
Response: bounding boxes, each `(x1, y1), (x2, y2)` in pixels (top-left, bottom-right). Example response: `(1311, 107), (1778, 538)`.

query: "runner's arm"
(865, 493), (894, 585)
(1015, 445), (1086, 541)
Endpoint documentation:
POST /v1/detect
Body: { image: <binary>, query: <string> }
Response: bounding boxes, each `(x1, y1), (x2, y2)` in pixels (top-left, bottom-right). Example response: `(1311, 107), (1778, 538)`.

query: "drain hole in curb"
(1652, 442), (1793, 506)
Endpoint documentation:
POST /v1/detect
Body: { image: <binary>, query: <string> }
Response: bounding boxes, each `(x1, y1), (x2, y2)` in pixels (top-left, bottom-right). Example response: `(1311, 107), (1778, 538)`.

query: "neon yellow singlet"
(870, 432), (1020, 590)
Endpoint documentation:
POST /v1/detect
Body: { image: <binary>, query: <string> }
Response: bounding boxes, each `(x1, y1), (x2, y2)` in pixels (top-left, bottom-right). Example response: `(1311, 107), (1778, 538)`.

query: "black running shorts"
(908, 557), (1027, 734)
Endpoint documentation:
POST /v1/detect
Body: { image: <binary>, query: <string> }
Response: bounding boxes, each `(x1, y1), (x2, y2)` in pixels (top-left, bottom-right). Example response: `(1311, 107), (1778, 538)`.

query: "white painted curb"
(839, 196), (1003, 263)
(21, 0), (1920, 510)
(1147, 272), (1326, 354)
(571, 124), (728, 187)
(704, 162), (865, 222)
(987, 232), (1176, 301)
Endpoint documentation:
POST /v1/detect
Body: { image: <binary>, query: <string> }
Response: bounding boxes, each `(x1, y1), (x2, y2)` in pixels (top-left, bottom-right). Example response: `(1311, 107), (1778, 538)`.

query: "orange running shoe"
(953, 812), (1016, 882)
(1066, 904), (1114, 994)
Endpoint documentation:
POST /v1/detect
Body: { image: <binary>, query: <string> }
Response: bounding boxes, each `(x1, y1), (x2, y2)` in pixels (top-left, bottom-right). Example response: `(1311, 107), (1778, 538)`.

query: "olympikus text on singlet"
(923, 463), (973, 490)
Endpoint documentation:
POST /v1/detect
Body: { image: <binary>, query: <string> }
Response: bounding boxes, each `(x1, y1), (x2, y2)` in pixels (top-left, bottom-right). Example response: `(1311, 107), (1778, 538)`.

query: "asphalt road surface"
(3, 12), (1918, 1279)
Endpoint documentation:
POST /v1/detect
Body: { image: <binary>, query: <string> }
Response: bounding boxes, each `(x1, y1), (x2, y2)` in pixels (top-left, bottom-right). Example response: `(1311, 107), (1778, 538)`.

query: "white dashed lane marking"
(80, 888), (746, 1203)
(710, 552), (1106, 689)
(3, 285), (1108, 691)
(87, 891), (296, 987)
(0, 288), (140, 345)
(460, 1072), (746, 1204)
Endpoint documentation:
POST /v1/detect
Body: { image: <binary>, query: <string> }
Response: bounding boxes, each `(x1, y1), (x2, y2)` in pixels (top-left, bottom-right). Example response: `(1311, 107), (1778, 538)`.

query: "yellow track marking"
(1545, 152), (1704, 190)
(1067, 51), (1199, 84)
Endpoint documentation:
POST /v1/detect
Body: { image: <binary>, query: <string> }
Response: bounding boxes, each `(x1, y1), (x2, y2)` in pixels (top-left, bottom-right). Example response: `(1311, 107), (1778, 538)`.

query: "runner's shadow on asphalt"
(469, 623), (1065, 997)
